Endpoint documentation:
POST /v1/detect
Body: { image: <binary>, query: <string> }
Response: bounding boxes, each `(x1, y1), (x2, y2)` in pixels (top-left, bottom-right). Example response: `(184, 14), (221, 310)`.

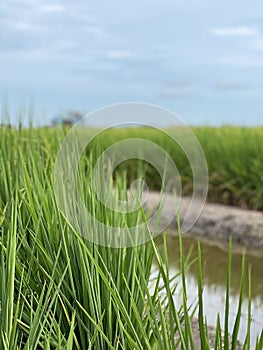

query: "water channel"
(154, 233), (263, 347)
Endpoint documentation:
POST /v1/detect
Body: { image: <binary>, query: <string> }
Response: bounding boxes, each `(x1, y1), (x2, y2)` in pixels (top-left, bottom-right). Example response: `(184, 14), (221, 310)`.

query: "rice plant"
(0, 125), (262, 349)
(85, 125), (263, 210)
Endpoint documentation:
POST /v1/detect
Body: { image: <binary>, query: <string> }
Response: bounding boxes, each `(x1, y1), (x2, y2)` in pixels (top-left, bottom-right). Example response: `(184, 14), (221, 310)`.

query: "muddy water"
(156, 233), (263, 347)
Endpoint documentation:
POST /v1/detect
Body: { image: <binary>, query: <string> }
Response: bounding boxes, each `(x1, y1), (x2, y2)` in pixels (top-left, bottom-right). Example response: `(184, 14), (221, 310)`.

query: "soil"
(145, 191), (263, 249)
(175, 317), (243, 350)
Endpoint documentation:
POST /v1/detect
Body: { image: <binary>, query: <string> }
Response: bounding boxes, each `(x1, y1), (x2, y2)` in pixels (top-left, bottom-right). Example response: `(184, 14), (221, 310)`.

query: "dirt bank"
(146, 192), (263, 248)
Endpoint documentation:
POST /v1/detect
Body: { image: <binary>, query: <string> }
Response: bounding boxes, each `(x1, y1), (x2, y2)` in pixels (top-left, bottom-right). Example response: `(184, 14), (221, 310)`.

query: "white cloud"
(215, 53), (263, 67)
(82, 25), (106, 38)
(253, 39), (263, 51)
(39, 4), (66, 14)
(211, 26), (258, 37)
(2, 18), (32, 31)
(105, 50), (132, 60)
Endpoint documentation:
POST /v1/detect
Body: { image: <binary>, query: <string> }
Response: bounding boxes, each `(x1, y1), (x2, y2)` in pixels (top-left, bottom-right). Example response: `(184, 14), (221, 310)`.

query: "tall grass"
(86, 125), (263, 210)
(0, 126), (262, 349)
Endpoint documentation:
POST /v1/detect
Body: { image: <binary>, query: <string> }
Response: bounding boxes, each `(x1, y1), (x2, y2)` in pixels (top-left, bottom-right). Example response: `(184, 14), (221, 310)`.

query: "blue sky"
(0, 0), (263, 126)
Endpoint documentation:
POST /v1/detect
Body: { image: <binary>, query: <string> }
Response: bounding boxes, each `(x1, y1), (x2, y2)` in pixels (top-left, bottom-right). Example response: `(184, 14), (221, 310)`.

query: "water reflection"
(155, 232), (263, 346)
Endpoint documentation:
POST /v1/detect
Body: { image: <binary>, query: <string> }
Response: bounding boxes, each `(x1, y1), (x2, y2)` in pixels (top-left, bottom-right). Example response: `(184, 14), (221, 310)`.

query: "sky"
(0, 0), (263, 126)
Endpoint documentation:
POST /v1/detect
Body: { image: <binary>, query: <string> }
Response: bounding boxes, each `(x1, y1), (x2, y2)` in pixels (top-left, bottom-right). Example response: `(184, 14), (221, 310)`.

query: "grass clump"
(0, 126), (261, 349)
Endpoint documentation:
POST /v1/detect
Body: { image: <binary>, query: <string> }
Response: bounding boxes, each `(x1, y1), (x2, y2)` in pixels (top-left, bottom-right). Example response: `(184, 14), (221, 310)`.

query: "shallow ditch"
(154, 233), (263, 347)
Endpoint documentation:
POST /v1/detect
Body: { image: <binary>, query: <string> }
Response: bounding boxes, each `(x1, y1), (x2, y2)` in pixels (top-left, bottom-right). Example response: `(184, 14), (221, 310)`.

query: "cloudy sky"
(0, 0), (263, 126)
